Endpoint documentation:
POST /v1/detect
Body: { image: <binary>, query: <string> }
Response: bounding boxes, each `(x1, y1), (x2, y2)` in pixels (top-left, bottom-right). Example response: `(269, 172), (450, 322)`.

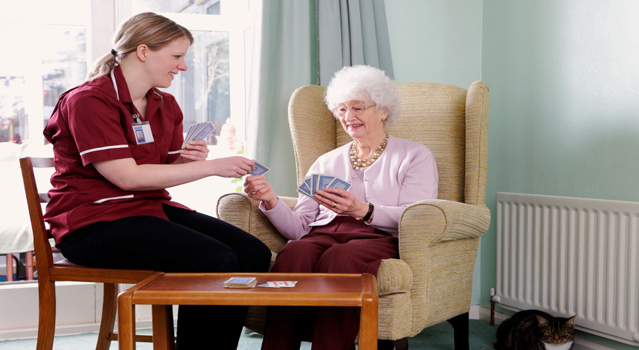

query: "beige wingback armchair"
(216, 81), (491, 348)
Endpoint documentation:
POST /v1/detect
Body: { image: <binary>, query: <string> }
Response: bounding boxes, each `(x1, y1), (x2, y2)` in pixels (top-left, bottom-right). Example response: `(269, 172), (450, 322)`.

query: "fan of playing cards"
(182, 121), (216, 148)
(297, 173), (352, 199)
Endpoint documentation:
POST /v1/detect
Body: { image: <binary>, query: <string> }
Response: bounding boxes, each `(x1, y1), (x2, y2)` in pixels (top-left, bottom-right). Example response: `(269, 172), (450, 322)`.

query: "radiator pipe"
(489, 288), (501, 326)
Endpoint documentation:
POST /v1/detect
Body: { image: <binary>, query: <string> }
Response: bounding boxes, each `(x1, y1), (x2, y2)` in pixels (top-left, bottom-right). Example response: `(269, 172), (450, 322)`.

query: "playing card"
(182, 121), (215, 148)
(304, 176), (312, 189)
(297, 182), (313, 198)
(251, 161), (270, 176)
(317, 174), (336, 191)
(223, 277), (257, 288)
(191, 122), (215, 141)
(327, 177), (352, 191)
(311, 174), (321, 195)
(258, 281), (298, 288)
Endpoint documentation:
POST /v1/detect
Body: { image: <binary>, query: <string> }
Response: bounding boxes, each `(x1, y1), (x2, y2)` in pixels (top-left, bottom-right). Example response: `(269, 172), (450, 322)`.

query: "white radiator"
(495, 192), (639, 346)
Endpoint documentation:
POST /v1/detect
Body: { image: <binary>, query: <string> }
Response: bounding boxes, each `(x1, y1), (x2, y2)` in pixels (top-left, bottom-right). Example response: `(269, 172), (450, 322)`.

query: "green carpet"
(0, 320), (496, 349)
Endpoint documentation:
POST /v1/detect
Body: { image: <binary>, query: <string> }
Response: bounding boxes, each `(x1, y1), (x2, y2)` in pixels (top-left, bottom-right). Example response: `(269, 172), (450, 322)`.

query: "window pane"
(0, 24), (27, 143)
(42, 26), (87, 138)
(0, 24), (85, 144)
(162, 30), (232, 147)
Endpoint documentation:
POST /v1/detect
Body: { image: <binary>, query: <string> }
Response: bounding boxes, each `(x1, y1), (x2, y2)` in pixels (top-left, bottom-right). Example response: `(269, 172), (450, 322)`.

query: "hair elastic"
(111, 49), (118, 56)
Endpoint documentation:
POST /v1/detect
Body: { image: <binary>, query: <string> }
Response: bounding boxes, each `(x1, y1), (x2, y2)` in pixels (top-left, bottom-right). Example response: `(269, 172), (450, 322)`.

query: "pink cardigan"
(260, 135), (438, 240)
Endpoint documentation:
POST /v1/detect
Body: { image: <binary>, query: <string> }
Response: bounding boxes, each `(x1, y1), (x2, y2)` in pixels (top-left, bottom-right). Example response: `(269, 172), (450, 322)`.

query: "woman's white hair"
(324, 65), (400, 127)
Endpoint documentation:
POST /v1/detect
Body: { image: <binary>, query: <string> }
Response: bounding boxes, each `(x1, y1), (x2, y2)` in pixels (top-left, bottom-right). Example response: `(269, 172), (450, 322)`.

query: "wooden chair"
(19, 157), (171, 350)
(1, 252), (34, 281)
(217, 81), (491, 350)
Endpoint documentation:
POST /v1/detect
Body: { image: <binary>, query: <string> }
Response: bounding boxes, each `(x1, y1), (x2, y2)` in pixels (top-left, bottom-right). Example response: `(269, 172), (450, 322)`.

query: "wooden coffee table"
(117, 272), (378, 350)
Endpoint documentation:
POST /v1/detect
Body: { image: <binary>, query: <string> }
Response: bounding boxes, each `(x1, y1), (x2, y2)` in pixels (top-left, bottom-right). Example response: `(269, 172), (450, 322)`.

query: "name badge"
(132, 122), (155, 145)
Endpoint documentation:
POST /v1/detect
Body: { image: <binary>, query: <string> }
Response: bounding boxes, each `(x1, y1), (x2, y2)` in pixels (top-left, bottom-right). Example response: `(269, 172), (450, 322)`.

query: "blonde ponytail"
(86, 52), (120, 82)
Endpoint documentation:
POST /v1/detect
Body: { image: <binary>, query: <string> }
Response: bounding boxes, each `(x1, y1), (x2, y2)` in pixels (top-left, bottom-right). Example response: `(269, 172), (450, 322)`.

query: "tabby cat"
(494, 309), (576, 350)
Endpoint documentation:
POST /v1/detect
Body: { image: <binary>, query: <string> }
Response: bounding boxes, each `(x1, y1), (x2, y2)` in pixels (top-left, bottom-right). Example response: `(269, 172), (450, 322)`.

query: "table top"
(125, 272), (377, 307)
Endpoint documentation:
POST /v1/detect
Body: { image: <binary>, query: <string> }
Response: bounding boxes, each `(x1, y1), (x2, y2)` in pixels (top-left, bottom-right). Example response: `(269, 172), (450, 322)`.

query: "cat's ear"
(536, 315), (549, 327)
(566, 316), (576, 327)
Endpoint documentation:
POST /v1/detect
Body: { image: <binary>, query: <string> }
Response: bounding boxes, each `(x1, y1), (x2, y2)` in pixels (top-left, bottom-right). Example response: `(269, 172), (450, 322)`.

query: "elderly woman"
(244, 65), (438, 350)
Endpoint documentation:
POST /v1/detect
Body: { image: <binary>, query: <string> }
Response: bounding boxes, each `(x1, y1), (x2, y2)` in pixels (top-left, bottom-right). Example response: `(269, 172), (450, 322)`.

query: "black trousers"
(57, 204), (271, 350)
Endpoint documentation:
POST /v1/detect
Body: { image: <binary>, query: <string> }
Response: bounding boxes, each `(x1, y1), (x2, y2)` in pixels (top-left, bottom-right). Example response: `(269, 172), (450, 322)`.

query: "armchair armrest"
(397, 199), (491, 331)
(216, 193), (297, 253)
(399, 199), (491, 246)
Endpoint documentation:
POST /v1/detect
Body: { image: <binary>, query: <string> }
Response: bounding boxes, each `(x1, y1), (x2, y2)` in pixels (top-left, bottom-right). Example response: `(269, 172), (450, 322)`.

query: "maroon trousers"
(261, 216), (398, 350)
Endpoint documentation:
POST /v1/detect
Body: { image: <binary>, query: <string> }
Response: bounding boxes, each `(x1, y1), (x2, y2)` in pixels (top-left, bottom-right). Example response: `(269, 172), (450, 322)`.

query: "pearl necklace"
(350, 134), (389, 169)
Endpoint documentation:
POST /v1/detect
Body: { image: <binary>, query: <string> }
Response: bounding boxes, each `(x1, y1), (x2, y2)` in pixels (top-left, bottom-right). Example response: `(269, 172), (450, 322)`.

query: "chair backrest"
(287, 81), (489, 205)
(19, 157), (55, 279)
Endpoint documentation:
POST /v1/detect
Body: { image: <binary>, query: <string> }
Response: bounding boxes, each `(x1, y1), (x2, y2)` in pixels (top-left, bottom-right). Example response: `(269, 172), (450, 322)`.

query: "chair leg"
(36, 280), (56, 350)
(96, 283), (118, 350)
(447, 312), (469, 350)
(6, 254), (14, 281)
(25, 251), (35, 280)
(378, 339), (394, 350)
(394, 337), (409, 350)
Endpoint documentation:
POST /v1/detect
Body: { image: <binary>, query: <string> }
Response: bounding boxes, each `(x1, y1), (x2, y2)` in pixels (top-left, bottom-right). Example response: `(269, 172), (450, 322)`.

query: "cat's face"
(536, 315), (576, 344)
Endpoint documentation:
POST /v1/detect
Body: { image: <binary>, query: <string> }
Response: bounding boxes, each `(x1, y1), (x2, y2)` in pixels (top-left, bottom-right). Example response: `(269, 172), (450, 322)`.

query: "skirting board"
(0, 319), (157, 341)
(0, 281), (177, 341)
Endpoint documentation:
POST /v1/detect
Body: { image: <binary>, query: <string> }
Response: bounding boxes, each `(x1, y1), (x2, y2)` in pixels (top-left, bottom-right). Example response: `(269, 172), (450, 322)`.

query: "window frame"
(9, 0), (253, 148)
(0, 0), (254, 294)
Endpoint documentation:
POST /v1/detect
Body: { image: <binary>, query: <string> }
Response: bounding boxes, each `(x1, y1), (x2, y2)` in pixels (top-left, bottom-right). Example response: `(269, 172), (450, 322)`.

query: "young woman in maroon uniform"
(43, 12), (270, 349)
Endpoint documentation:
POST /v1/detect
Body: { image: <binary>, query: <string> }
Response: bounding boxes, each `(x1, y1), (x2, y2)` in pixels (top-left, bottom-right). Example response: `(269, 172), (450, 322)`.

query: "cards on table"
(297, 173), (352, 199)
(182, 121), (216, 148)
(257, 281), (298, 288)
(250, 161), (271, 176)
(223, 277), (257, 288)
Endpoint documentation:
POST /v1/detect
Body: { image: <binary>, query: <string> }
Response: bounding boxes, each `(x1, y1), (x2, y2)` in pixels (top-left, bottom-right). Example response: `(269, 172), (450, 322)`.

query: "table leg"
(152, 305), (175, 350)
(359, 274), (379, 350)
(117, 289), (135, 350)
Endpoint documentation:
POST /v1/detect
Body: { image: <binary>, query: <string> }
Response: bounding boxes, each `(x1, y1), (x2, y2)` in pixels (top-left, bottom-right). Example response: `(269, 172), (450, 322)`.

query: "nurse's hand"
(179, 140), (209, 162)
(210, 156), (254, 178)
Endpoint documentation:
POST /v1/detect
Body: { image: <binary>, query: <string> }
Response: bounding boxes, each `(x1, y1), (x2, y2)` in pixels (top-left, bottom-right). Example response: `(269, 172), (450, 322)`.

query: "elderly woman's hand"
(315, 188), (370, 219)
(244, 175), (279, 210)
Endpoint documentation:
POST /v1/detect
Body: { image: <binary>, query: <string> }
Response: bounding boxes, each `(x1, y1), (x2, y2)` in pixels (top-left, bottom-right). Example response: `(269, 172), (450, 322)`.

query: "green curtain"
(247, 0), (393, 195)
(316, 0), (394, 85)
(246, 1), (315, 196)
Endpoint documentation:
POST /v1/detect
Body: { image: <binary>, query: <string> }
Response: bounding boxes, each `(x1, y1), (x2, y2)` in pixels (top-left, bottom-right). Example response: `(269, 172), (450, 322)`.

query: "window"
(0, 0), (256, 286)
(0, 0), (89, 145)
(118, 0), (254, 150)
(0, 0), (253, 150)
